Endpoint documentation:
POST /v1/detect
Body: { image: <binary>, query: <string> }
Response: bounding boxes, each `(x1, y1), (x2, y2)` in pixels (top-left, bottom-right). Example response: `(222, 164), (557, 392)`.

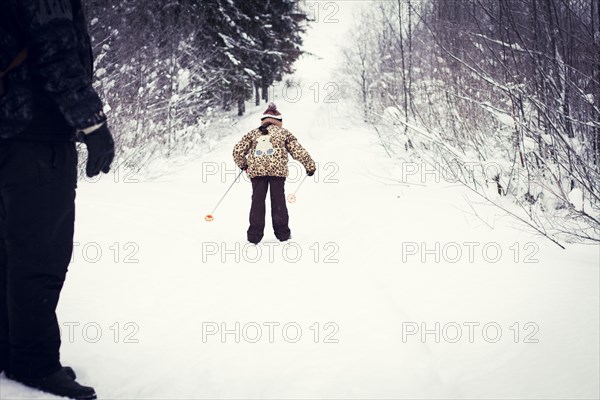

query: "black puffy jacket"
(0, 0), (105, 141)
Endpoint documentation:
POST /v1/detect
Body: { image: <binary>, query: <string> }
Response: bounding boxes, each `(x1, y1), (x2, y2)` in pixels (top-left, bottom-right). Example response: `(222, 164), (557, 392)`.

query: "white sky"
(301, 1), (367, 63)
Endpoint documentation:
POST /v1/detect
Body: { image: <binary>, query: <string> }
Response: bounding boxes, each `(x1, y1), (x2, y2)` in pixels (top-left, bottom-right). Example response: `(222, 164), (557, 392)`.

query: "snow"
(568, 188), (584, 212)
(243, 68), (257, 78)
(585, 93), (595, 105)
(383, 106), (403, 123)
(225, 52), (240, 66)
(177, 69), (191, 91)
(0, 2), (598, 399)
(473, 33), (525, 52)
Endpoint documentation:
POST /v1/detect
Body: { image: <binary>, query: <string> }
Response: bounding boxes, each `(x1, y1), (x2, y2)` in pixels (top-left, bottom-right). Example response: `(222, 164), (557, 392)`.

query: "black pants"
(0, 140), (77, 378)
(248, 176), (290, 243)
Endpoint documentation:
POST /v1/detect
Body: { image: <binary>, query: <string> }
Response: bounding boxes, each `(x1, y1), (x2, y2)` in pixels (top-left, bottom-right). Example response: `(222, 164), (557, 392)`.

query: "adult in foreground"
(0, 1), (115, 399)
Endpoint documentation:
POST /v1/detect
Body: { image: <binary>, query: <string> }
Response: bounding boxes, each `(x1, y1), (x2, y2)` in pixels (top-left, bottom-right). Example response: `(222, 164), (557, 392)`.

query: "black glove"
(307, 169), (315, 177)
(83, 124), (115, 178)
(241, 164), (248, 172)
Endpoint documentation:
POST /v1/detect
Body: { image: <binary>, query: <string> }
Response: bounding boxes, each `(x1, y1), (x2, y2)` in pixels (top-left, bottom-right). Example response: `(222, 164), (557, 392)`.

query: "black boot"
(7, 366), (76, 380)
(63, 366), (77, 380)
(10, 367), (96, 400)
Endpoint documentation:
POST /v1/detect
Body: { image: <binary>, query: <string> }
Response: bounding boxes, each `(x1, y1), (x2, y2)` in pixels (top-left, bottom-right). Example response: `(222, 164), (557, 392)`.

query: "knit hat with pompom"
(261, 102), (282, 121)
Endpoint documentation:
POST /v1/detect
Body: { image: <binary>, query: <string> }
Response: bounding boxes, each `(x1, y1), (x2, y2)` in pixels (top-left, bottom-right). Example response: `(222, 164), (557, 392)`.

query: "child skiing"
(233, 102), (316, 244)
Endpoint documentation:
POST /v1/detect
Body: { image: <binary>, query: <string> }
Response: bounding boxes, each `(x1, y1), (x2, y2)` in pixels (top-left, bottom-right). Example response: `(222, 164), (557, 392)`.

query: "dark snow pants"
(248, 176), (290, 243)
(0, 140), (77, 378)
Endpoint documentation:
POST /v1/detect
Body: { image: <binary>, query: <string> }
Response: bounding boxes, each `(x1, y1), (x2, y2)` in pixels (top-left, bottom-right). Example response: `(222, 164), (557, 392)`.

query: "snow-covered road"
(1, 4), (598, 399)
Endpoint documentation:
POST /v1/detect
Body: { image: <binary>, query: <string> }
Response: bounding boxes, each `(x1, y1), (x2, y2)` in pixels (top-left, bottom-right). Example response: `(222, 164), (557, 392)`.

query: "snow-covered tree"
(343, 0), (600, 244)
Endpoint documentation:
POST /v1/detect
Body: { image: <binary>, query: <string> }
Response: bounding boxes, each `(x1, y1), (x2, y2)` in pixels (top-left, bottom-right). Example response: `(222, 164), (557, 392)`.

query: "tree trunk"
(237, 97), (245, 116)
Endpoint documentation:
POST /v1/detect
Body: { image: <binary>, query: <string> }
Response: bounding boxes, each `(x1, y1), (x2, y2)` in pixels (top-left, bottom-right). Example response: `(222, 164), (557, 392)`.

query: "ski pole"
(287, 174), (309, 203)
(205, 170), (244, 222)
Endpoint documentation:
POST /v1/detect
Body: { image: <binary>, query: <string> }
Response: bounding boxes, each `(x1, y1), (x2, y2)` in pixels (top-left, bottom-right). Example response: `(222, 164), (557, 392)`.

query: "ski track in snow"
(1, 9), (599, 400)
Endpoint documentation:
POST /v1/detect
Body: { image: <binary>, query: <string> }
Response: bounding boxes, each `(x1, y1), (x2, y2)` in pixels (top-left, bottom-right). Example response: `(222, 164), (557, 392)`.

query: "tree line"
(343, 0), (600, 244)
(83, 0), (306, 164)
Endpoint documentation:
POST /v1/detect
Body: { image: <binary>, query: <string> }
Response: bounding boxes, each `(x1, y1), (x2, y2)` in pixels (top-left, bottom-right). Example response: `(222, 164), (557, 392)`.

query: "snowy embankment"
(1, 5), (598, 400)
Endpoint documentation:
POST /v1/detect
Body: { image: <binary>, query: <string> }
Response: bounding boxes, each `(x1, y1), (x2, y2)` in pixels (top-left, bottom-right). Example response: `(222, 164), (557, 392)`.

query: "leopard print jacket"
(233, 124), (316, 179)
